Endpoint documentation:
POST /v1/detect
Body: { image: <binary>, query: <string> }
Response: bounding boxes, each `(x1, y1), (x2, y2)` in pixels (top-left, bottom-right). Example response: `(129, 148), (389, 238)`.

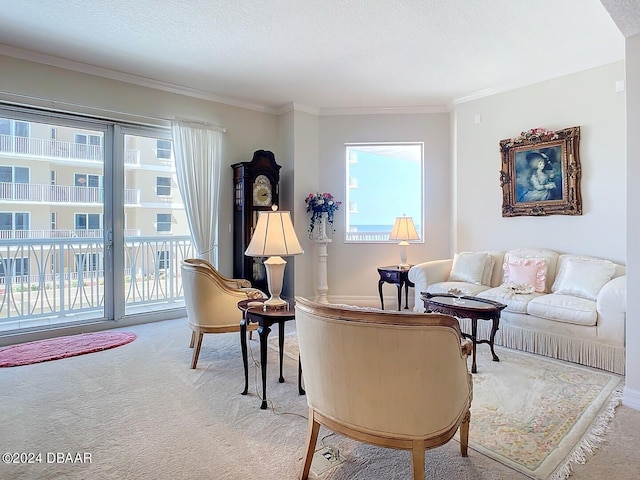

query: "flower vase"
(316, 212), (330, 242)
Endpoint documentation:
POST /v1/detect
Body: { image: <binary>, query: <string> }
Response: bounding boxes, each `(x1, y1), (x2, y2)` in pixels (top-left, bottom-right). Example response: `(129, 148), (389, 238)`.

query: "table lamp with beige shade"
(388, 215), (419, 268)
(245, 206), (304, 309)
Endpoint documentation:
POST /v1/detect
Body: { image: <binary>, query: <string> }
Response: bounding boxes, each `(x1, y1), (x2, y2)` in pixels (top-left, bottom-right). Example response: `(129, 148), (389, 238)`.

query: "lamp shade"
(245, 209), (304, 257)
(389, 216), (419, 242)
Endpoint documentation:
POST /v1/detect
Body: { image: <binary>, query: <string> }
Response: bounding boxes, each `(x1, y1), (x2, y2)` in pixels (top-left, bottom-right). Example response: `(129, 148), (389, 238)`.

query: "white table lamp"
(389, 215), (419, 268)
(245, 206), (304, 308)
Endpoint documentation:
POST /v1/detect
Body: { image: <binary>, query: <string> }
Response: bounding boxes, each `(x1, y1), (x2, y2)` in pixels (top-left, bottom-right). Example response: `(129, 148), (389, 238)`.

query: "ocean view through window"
(345, 143), (423, 243)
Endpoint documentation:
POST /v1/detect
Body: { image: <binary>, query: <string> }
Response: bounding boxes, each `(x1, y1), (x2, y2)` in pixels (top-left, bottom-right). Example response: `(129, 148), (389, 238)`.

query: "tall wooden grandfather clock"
(231, 150), (281, 291)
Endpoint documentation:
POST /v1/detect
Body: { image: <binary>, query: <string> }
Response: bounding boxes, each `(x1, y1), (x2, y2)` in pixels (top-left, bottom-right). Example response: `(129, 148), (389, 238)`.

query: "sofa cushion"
(477, 287), (544, 314)
(426, 282), (490, 297)
(448, 252), (488, 285)
(504, 248), (559, 292)
(526, 294), (598, 326)
(502, 258), (547, 293)
(551, 256), (616, 301)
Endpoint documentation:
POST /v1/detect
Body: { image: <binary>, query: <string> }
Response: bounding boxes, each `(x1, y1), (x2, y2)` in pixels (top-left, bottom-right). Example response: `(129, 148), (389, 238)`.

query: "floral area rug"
(273, 332), (623, 480)
(466, 346), (622, 479)
(0, 331), (137, 367)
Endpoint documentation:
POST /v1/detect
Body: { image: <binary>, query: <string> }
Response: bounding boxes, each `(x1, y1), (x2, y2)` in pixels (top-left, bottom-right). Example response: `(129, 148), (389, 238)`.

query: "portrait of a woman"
(515, 147), (563, 203)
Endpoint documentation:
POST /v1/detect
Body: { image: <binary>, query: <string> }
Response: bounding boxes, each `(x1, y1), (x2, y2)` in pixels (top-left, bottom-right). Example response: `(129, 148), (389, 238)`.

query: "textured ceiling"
(0, 0), (629, 113)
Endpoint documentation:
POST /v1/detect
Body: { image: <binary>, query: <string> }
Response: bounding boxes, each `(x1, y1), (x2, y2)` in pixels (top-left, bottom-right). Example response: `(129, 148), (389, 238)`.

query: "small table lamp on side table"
(244, 206), (304, 309)
(389, 215), (420, 268)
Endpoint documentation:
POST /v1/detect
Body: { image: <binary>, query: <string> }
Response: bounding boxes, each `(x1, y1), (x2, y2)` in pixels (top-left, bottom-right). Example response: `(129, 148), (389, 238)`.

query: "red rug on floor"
(0, 331), (137, 367)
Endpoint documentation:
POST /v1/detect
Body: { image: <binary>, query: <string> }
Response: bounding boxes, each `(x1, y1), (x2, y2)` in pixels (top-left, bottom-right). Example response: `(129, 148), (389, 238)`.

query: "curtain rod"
(0, 90), (226, 131)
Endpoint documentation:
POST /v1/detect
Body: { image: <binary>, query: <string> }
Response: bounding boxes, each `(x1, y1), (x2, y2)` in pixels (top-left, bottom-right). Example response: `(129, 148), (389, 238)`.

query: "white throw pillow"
(481, 255), (495, 286)
(552, 257), (616, 301)
(448, 252), (488, 285)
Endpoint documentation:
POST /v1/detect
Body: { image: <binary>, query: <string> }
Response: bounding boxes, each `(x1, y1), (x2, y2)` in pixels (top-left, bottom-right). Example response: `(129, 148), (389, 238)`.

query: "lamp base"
(263, 256), (288, 310)
(263, 296), (289, 310)
(397, 241), (410, 269)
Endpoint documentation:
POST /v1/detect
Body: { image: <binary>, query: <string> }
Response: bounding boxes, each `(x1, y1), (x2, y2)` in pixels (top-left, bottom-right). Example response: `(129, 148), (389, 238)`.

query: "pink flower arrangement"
(305, 192), (342, 237)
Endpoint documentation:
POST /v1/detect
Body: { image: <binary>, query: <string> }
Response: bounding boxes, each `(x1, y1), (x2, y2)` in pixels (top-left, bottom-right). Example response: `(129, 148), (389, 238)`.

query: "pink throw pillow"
(503, 258), (547, 293)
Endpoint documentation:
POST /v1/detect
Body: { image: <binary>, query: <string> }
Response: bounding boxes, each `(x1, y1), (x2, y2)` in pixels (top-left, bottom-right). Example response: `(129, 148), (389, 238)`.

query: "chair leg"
(460, 409), (470, 457)
(190, 332), (204, 369)
(411, 440), (425, 480)
(189, 330), (196, 348)
(300, 409), (321, 480)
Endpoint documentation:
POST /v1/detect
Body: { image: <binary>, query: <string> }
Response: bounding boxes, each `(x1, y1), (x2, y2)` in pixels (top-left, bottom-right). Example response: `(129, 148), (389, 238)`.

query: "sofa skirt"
(457, 317), (625, 375)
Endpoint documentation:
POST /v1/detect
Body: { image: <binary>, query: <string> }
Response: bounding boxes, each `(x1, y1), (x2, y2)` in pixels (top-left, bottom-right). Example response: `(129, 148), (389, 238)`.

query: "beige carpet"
(0, 318), (627, 480)
(271, 331), (624, 480)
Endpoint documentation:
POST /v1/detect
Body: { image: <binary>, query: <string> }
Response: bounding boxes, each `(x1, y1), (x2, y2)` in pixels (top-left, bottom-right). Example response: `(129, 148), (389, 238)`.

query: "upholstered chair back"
(295, 297), (471, 440)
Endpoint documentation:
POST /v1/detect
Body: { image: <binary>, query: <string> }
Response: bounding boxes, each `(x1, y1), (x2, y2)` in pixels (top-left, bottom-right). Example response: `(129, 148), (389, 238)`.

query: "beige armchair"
(181, 259), (266, 369)
(295, 297), (473, 480)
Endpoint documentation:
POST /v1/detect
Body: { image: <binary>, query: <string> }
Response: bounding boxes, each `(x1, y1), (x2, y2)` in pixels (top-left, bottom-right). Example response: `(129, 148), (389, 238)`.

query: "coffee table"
(421, 292), (506, 373)
(238, 298), (304, 409)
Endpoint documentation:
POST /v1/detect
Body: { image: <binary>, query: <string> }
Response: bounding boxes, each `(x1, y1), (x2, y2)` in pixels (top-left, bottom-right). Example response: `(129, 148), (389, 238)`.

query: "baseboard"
(622, 386), (640, 411)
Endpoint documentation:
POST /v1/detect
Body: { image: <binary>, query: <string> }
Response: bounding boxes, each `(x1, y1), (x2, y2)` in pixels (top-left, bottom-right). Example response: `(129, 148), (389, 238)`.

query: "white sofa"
(408, 248), (627, 374)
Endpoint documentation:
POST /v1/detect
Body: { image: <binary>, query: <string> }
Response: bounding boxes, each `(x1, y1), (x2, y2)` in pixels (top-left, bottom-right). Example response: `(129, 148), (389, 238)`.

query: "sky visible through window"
(346, 143), (422, 242)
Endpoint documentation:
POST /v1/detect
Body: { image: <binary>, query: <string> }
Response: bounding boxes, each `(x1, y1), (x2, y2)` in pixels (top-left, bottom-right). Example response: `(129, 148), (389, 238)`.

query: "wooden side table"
(238, 298), (304, 410)
(421, 292), (506, 373)
(377, 266), (414, 311)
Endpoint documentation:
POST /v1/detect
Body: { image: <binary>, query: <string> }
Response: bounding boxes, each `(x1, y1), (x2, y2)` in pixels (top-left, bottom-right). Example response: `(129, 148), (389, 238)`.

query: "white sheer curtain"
(171, 119), (224, 266)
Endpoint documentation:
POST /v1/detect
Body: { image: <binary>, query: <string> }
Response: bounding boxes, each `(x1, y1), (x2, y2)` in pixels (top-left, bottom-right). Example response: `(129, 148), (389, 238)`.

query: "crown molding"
(273, 102), (320, 116)
(318, 104), (449, 116)
(0, 45), (274, 114)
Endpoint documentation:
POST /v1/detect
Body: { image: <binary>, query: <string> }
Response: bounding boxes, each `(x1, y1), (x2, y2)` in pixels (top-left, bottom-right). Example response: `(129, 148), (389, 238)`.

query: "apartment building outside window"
(0, 107), (192, 334)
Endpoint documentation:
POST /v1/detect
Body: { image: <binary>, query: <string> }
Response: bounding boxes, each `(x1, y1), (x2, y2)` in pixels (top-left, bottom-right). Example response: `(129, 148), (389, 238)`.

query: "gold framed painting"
(499, 126), (582, 217)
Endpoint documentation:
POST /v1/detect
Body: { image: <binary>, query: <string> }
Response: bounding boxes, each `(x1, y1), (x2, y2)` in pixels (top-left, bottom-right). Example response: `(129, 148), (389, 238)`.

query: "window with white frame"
(51, 212), (57, 231)
(0, 257), (30, 279)
(157, 250), (171, 270)
(345, 143), (423, 243)
(156, 213), (172, 233)
(156, 139), (172, 159)
(75, 213), (101, 234)
(0, 212), (30, 239)
(0, 165), (29, 200)
(74, 173), (102, 188)
(156, 176), (171, 196)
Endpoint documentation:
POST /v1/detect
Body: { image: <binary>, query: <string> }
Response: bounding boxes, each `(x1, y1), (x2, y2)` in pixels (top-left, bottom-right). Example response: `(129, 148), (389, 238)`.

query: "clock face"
(252, 175), (273, 206)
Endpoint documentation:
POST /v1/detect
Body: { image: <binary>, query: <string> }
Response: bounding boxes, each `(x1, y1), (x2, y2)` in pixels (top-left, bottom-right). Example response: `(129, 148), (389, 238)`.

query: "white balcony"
(0, 229), (141, 240)
(0, 133), (139, 165)
(0, 182), (140, 205)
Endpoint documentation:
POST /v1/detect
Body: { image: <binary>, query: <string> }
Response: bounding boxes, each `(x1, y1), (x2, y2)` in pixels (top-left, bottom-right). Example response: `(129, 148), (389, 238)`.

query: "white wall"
(318, 113), (451, 306)
(454, 62), (626, 263)
(0, 54), (280, 277)
(624, 35), (640, 409)
(278, 109), (320, 300)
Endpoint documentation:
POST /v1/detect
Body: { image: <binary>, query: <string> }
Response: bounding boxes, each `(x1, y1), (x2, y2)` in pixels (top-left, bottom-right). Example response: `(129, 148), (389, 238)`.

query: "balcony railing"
(0, 235), (196, 330)
(0, 182), (140, 204)
(0, 134), (140, 165)
(0, 229), (140, 240)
